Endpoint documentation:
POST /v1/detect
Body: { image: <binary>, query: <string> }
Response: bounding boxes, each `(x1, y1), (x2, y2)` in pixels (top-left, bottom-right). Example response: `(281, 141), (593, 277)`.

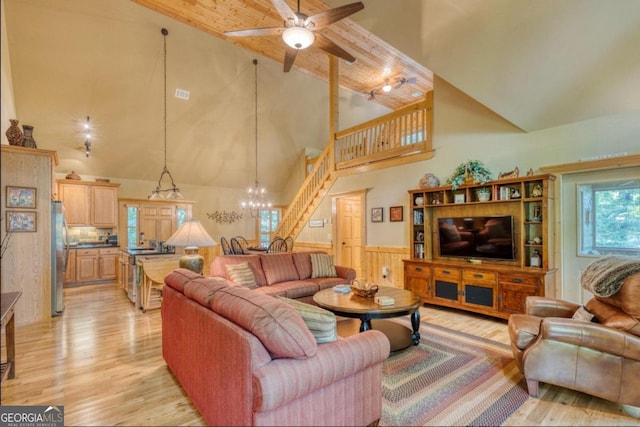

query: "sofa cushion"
(261, 253), (300, 285)
(586, 298), (640, 336)
(277, 296), (338, 344)
(164, 268), (204, 293)
(310, 253), (337, 278)
(292, 250), (325, 280)
(226, 262), (257, 289)
(208, 285), (317, 359)
(310, 277), (350, 290)
(183, 276), (229, 307)
(211, 255), (267, 286)
(595, 273), (640, 319)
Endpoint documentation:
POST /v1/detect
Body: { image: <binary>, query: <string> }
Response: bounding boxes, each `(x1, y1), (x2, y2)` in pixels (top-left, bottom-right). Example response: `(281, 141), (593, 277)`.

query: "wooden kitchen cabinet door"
(92, 186), (118, 227)
(59, 183), (90, 226)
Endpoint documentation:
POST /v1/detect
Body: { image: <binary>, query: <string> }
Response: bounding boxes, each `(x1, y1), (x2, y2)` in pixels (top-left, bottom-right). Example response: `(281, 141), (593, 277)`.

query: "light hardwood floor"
(1, 282), (638, 426)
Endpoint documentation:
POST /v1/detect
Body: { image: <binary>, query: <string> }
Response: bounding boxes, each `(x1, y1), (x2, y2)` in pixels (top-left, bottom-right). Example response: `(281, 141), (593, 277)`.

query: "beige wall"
(1, 0), (17, 144)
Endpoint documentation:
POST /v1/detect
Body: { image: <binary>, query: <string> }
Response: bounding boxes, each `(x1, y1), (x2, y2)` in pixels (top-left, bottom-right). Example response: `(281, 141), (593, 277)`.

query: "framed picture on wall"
(6, 186), (37, 209)
(6, 210), (37, 232)
(371, 207), (383, 223)
(390, 206), (403, 222)
(309, 219), (324, 228)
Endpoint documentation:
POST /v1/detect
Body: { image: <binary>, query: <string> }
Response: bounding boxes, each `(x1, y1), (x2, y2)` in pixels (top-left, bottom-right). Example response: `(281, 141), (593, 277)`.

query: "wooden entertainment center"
(403, 174), (556, 319)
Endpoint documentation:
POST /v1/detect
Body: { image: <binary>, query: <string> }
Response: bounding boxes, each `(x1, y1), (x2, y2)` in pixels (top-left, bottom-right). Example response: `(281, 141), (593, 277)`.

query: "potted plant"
(476, 187), (491, 202)
(447, 160), (493, 190)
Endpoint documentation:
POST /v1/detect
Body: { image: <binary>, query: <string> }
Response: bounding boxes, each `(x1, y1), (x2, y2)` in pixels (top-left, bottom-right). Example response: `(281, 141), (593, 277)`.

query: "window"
(258, 208), (281, 247)
(126, 206), (138, 248)
(578, 179), (640, 256)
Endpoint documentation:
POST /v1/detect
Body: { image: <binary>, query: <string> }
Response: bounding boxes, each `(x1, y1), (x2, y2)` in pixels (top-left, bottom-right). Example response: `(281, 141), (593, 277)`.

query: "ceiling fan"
(395, 77), (417, 89)
(224, 0), (364, 72)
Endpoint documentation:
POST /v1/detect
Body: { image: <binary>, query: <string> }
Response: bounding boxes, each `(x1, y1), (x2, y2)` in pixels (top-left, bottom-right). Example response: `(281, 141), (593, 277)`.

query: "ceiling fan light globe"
(382, 84), (392, 93)
(283, 27), (314, 50)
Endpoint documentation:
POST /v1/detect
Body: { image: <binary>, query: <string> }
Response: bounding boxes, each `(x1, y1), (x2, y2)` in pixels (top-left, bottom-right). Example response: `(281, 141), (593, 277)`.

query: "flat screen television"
(437, 216), (516, 261)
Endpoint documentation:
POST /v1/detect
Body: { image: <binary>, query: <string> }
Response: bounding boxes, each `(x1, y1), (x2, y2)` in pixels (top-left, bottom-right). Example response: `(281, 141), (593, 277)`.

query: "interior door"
(335, 194), (364, 279)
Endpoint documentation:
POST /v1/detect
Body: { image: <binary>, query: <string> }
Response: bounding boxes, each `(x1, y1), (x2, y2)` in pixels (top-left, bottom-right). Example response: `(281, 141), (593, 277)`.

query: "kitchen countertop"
(69, 243), (120, 249)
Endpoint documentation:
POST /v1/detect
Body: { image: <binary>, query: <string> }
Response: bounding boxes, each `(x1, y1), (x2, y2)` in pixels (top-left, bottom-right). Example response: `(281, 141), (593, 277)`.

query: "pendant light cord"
(253, 58), (258, 187)
(163, 28), (168, 170)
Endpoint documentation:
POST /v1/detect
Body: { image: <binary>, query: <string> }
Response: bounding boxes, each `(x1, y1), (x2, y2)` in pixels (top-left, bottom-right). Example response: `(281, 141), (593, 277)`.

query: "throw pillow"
(310, 253), (337, 278)
(277, 296), (338, 344)
(572, 305), (595, 322)
(226, 262), (257, 289)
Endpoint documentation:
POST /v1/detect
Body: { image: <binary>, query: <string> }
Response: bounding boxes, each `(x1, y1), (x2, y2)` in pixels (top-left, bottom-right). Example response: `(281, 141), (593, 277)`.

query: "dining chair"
(230, 237), (246, 255)
(266, 237), (288, 253)
(220, 237), (232, 255)
(234, 236), (249, 251)
(284, 236), (294, 252)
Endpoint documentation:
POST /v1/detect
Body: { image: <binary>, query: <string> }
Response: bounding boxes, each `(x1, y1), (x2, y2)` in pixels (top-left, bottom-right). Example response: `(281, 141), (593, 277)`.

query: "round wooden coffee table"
(313, 286), (421, 352)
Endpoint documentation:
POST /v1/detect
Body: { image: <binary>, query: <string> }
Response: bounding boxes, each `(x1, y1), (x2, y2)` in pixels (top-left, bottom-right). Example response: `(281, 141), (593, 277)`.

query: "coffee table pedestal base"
(337, 319), (418, 352)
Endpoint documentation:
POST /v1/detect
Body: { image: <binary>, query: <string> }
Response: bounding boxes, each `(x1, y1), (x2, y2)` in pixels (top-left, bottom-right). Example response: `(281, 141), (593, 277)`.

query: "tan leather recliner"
(508, 271), (640, 407)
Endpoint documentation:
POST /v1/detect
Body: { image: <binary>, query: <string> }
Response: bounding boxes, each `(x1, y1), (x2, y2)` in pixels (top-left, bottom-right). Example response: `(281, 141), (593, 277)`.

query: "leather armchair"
(508, 273), (640, 408)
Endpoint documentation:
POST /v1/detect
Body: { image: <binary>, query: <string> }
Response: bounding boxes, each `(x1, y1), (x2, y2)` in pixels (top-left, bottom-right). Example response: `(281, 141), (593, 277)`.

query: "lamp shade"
(165, 219), (216, 274)
(165, 219), (216, 249)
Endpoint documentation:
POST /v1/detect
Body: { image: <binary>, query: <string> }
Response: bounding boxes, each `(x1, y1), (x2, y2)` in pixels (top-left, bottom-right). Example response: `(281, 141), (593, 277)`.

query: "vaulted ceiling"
(4, 0), (640, 195)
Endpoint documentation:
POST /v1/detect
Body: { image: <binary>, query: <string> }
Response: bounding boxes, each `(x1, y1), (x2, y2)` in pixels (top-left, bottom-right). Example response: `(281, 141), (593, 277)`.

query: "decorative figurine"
(498, 166), (519, 179)
(531, 184), (543, 198)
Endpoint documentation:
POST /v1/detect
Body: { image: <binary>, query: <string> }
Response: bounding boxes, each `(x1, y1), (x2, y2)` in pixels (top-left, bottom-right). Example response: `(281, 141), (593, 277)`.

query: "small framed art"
(389, 206), (404, 222)
(309, 219), (324, 228)
(454, 193), (465, 204)
(6, 186), (37, 209)
(6, 210), (37, 232)
(371, 207), (383, 223)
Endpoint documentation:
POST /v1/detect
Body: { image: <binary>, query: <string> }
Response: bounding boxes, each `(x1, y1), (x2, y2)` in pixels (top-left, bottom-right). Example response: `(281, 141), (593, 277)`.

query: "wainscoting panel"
(364, 246), (410, 289)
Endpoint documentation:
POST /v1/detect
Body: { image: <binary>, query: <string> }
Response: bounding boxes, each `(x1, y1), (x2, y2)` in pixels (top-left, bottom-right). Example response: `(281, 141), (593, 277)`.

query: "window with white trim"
(577, 179), (640, 256)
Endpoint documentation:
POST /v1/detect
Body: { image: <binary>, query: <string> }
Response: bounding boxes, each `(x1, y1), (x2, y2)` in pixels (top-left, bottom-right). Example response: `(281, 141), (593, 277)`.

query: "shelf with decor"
(405, 173), (556, 318)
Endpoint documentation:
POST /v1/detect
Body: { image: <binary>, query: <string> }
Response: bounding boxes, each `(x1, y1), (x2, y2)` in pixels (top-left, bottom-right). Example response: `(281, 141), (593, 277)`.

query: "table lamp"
(165, 219), (217, 274)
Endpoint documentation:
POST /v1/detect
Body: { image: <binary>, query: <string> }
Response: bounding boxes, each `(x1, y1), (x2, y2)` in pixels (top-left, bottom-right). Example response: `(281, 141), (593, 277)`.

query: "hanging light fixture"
(83, 116), (92, 157)
(149, 28), (183, 200)
(241, 59), (271, 218)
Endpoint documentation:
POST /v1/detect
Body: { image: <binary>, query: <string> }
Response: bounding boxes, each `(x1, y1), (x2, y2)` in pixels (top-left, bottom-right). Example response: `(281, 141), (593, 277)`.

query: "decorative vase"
(5, 119), (24, 146)
(22, 125), (37, 148)
(419, 173), (440, 189)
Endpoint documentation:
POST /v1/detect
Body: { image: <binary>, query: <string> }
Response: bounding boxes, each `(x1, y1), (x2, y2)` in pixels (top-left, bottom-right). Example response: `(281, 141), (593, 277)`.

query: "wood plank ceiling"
(131, 0), (434, 111)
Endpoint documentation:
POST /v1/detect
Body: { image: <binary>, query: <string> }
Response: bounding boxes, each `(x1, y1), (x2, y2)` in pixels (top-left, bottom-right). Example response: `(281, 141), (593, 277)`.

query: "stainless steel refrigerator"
(51, 200), (68, 316)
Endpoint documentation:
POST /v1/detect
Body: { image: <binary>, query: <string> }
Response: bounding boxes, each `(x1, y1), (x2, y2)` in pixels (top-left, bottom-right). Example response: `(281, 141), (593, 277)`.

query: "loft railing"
(334, 97), (432, 170)
(274, 94), (433, 239)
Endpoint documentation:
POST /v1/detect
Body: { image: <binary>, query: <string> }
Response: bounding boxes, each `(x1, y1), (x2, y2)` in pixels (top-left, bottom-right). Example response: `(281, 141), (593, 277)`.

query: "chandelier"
(149, 28), (183, 200)
(241, 59), (272, 217)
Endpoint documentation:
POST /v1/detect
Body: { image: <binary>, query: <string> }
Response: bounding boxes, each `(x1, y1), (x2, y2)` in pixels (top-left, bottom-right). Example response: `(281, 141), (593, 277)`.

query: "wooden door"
(335, 194), (364, 278)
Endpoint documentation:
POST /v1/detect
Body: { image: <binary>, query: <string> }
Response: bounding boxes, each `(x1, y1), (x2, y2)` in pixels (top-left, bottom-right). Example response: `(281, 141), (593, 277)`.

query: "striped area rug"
(381, 320), (528, 426)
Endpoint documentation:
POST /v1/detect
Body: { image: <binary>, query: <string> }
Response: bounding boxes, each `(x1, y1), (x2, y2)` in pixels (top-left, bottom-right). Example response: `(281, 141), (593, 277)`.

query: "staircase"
(274, 94), (433, 240)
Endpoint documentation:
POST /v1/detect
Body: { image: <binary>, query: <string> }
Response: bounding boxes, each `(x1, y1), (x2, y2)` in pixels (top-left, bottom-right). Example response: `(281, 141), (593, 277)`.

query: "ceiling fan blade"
(314, 33), (356, 63)
(305, 2), (364, 31)
(284, 46), (298, 72)
(271, 0), (297, 22)
(224, 27), (285, 38)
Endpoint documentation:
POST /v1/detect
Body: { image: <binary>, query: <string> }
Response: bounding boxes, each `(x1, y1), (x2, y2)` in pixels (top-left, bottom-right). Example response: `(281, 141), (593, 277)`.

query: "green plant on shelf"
(447, 160), (493, 190)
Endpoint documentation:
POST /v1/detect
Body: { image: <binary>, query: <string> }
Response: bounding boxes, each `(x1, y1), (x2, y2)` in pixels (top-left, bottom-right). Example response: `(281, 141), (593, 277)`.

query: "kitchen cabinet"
(69, 247), (119, 284)
(64, 249), (76, 284)
(57, 180), (119, 227)
(118, 199), (193, 248)
(76, 249), (99, 282)
(98, 248), (119, 280)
